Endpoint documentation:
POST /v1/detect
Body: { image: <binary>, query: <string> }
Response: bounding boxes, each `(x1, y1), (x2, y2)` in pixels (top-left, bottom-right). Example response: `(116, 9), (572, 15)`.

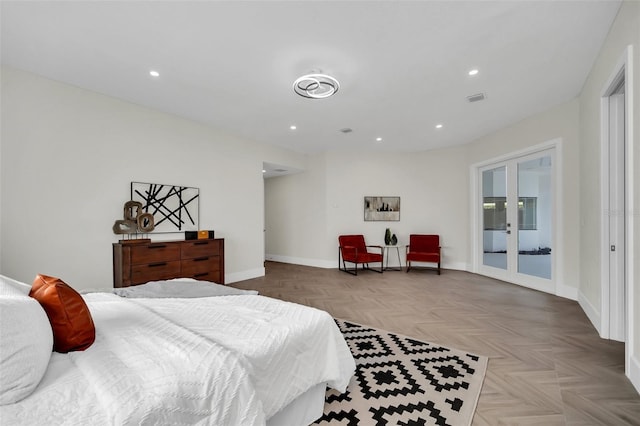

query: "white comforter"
(2, 293), (355, 425)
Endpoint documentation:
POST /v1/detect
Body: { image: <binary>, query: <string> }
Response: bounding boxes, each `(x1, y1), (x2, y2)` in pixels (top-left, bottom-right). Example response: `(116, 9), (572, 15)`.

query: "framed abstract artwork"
(131, 182), (199, 233)
(364, 196), (400, 221)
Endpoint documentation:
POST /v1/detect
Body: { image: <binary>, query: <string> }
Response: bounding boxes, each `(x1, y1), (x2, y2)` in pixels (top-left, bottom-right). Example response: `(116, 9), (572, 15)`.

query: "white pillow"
(0, 274), (31, 296)
(0, 296), (53, 404)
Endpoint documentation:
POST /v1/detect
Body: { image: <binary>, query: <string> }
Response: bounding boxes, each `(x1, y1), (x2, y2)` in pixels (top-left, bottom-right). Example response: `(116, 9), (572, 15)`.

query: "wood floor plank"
(234, 262), (640, 425)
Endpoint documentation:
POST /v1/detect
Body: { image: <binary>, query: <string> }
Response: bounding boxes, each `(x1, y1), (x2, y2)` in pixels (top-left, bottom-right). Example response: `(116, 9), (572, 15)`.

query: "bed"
(0, 275), (355, 425)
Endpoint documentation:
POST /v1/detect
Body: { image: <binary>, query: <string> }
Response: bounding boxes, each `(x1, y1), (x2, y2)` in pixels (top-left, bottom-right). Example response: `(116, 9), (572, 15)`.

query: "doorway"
(475, 146), (556, 294)
(600, 49), (631, 344)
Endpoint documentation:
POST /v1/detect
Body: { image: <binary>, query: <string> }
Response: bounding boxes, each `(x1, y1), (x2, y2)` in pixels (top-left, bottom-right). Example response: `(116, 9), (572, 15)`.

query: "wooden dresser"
(113, 239), (224, 287)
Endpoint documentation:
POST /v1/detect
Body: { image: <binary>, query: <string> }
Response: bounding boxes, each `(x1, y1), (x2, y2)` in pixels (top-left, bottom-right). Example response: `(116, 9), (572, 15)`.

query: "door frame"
(470, 139), (562, 296)
(599, 45), (634, 371)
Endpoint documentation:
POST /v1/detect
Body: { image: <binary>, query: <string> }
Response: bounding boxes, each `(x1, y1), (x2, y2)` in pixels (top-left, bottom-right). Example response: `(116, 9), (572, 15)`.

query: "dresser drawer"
(130, 243), (180, 264)
(181, 257), (220, 277)
(186, 270), (222, 282)
(181, 240), (220, 259)
(131, 260), (181, 284)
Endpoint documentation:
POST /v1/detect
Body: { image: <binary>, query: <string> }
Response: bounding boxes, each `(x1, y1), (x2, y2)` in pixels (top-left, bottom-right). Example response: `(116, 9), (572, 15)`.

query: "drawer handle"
(148, 262), (167, 267)
(148, 244), (167, 249)
(193, 257), (209, 262)
(193, 241), (208, 246)
(194, 273), (209, 278)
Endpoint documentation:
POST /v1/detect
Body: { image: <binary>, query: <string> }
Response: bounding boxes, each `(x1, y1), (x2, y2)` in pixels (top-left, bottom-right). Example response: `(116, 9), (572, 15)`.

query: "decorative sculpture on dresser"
(112, 200), (155, 236)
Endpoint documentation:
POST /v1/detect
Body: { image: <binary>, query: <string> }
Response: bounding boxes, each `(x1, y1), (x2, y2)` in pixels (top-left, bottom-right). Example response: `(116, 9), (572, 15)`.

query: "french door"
(477, 148), (555, 292)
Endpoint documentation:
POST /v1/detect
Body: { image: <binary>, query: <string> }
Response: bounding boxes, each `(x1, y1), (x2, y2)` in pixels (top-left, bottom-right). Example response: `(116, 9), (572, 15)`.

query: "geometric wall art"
(131, 182), (199, 233)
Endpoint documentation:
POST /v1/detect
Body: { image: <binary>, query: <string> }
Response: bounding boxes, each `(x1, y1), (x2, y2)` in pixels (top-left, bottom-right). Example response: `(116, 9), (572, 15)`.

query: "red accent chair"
(338, 235), (384, 275)
(406, 234), (441, 274)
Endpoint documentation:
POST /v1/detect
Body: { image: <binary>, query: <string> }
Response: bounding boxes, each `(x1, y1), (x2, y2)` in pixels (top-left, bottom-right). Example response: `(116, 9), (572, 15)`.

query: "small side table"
(383, 245), (403, 271)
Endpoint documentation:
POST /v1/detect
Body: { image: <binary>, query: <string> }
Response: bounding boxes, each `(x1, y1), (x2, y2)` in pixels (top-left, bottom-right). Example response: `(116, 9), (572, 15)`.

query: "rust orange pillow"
(29, 274), (95, 353)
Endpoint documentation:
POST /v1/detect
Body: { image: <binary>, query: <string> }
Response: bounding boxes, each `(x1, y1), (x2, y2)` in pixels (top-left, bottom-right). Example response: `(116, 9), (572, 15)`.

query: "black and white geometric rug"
(315, 319), (487, 426)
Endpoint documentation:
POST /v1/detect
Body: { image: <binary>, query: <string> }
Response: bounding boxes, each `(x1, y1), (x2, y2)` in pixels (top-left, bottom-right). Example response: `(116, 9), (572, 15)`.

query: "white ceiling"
(1, 1), (621, 154)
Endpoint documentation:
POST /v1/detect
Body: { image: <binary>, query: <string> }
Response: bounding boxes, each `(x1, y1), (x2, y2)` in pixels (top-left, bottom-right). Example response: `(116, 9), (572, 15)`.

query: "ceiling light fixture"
(468, 69), (479, 76)
(149, 70), (160, 77)
(290, 125), (297, 130)
(376, 137), (382, 142)
(435, 124), (443, 129)
(293, 73), (340, 99)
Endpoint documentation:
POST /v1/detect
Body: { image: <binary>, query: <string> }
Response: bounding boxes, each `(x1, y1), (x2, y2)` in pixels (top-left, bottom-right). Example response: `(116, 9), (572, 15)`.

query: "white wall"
(0, 67), (305, 290)
(266, 146), (470, 271)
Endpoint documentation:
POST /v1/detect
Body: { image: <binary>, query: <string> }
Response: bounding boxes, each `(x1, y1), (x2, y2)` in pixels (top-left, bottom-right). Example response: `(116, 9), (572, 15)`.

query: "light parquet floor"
(234, 262), (640, 425)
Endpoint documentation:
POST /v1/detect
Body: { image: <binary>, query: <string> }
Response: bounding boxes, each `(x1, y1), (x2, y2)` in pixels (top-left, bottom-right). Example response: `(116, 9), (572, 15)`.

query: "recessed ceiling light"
(290, 125), (297, 130)
(435, 124), (443, 129)
(149, 70), (160, 77)
(376, 137), (382, 142)
(262, 169), (266, 173)
(468, 69), (479, 76)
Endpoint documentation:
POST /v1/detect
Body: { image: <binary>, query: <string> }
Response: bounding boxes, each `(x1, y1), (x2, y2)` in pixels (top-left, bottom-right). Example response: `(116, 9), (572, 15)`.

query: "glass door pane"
(482, 166), (507, 270)
(517, 156), (552, 279)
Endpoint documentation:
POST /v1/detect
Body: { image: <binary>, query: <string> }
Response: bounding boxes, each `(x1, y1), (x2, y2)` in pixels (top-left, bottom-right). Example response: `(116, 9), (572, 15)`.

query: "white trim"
(444, 261), (469, 272)
(578, 289), (602, 335)
(599, 60), (623, 340)
(623, 44), (635, 390)
(599, 94), (611, 339)
(554, 141), (565, 299)
(265, 254), (336, 269)
(225, 267), (265, 284)
(403, 260), (468, 272)
(556, 283), (578, 301)
(599, 45), (635, 381)
(265, 254), (470, 272)
(470, 162), (481, 274)
(631, 355), (640, 395)
(470, 139), (560, 169)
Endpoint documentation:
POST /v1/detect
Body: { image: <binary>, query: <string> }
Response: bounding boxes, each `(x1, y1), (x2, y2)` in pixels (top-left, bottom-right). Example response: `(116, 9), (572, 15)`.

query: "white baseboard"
(630, 354), (640, 395)
(444, 261), (469, 272)
(225, 267), (265, 284)
(556, 283), (578, 301)
(265, 254), (470, 272)
(265, 254), (336, 269)
(578, 290), (602, 336)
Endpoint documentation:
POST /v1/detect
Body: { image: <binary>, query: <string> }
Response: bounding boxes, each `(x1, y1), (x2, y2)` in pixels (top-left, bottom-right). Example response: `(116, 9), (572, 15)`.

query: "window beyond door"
(483, 197), (537, 231)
